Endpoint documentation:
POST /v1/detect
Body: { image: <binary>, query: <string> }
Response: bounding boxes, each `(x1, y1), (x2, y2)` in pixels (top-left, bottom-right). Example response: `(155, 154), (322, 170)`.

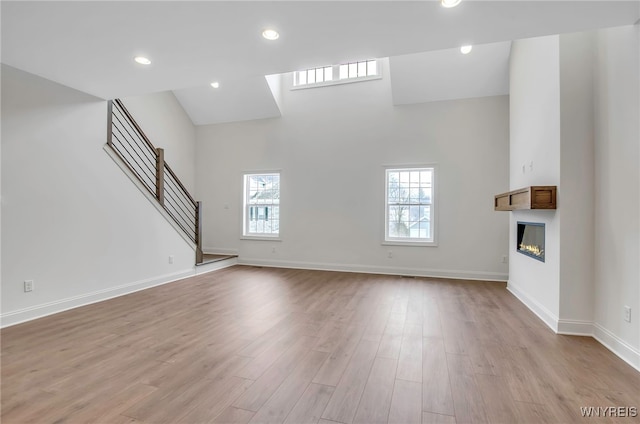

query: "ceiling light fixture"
(262, 29), (280, 40)
(441, 0), (462, 8)
(134, 56), (151, 65)
(460, 45), (473, 54)
(210, 82), (220, 89)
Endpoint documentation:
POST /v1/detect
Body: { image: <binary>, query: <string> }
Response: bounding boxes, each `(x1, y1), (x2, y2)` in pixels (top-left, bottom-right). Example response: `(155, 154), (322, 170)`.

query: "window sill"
(241, 236), (282, 242)
(291, 74), (382, 91)
(382, 241), (438, 247)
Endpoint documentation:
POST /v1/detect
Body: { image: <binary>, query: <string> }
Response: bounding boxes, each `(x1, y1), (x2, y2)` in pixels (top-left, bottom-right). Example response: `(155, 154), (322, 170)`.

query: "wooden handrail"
(164, 162), (197, 207)
(113, 99), (158, 155)
(107, 98), (203, 260)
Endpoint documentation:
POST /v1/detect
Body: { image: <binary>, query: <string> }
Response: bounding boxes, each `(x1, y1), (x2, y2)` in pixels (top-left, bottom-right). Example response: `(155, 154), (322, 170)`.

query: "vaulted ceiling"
(2, 1), (638, 125)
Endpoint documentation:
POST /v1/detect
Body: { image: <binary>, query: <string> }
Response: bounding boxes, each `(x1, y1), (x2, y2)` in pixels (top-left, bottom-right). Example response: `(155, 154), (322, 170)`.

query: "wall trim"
(238, 257), (508, 282)
(556, 319), (593, 336)
(195, 257), (238, 275)
(1, 268), (194, 328)
(508, 282), (640, 372)
(0, 258), (237, 328)
(506, 280), (559, 332)
(592, 323), (640, 372)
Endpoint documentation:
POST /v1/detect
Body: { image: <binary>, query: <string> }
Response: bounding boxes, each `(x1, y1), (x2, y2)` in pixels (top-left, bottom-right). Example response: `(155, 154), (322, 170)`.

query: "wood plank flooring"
(2, 266), (639, 424)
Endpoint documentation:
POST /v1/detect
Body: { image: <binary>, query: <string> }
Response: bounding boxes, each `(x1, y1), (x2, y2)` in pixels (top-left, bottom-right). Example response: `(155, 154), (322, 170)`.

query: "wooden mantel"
(494, 186), (557, 211)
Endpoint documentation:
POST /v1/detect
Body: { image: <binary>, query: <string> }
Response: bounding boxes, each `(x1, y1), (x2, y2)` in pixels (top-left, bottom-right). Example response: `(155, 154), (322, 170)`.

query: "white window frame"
(242, 172), (281, 240)
(383, 165), (437, 247)
(292, 59), (382, 90)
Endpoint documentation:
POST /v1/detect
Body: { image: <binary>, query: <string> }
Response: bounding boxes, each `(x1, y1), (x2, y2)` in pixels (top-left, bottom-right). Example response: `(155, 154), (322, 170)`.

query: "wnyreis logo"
(580, 406), (638, 418)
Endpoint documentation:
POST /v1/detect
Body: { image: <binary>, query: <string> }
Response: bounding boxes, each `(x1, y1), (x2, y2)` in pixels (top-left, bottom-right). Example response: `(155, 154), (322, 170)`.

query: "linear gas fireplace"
(517, 222), (545, 262)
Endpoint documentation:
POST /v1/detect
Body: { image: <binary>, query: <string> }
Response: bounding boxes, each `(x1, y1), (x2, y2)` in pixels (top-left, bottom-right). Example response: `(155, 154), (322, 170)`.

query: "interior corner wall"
(592, 25), (640, 368)
(120, 91), (197, 193)
(196, 59), (510, 281)
(507, 35), (561, 329)
(1, 65), (196, 327)
(558, 31), (595, 329)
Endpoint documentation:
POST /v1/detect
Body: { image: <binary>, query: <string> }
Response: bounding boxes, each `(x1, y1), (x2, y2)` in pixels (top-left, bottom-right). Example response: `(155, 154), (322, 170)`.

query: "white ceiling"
(2, 1), (638, 125)
(173, 75), (281, 125)
(390, 41), (512, 105)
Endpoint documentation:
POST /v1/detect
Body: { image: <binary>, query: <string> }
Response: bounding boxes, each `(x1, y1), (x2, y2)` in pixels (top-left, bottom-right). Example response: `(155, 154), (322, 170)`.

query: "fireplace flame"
(519, 243), (544, 257)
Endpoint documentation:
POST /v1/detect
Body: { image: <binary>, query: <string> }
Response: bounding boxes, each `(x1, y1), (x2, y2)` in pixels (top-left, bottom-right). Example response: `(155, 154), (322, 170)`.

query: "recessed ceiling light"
(460, 45), (473, 54)
(134, 56), (151, 65)
(441, 0), (462, 8)
(262, 29), (280, 40)
(210, 82), (220, 89)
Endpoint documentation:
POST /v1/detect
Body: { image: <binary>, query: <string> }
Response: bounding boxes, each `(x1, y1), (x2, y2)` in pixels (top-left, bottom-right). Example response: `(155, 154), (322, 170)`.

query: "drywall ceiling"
(173, 76), (281, 125)
(390, 41), (512, 105)
(2, 1), (638, 125)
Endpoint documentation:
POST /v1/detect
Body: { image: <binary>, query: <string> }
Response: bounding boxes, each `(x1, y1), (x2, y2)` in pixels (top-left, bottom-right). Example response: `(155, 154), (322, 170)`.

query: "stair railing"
(107, 99), (203, 264)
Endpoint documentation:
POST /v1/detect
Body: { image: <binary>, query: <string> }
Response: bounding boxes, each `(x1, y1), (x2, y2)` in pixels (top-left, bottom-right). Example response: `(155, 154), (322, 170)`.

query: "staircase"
(106, 99), (205, 264)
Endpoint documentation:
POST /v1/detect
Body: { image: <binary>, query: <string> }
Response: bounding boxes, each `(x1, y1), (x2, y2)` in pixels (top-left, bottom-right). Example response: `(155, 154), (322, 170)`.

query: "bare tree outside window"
(386, 168), (434, 242)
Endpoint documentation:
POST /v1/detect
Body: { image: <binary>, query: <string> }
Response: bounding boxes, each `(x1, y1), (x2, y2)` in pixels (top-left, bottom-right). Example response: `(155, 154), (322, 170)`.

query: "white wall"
(196, 60), (510, 280)
(508, 35), (561, 327)
(558, 32), (595, 328)
(1, 65), (196, 326)
(509, 27), (640, 369)
(120, 91), (196, 193)
(593, 25), (640, 366)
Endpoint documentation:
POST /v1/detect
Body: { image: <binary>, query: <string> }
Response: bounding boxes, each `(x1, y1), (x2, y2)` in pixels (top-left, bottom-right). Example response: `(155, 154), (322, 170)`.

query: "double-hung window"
(385, 167), (436, 245)
(243, 173), (280, 238)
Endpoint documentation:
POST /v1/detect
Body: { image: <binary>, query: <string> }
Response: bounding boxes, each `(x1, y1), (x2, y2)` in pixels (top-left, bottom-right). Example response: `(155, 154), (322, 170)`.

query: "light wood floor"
(2, 266), (638, 424)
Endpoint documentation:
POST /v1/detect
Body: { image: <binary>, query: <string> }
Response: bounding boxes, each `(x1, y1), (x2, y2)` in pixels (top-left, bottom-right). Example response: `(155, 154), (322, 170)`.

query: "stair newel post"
(155, 148), (165, 205)
(195, 201), (203, 264)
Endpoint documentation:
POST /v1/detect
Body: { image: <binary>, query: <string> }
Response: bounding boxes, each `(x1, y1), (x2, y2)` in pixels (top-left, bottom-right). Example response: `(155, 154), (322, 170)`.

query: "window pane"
(385, 167), (434, 242)
(339, 64), (348, 79)
(324, 66), (333, 81)
(244, 173), (280, 236)
(420, 188), (432, 203)
(298, 71), (307, 85)
(316, 68), (324, 83)
(308, 69), (316, 84)
(410, 171), (420, 185)
(367, 60), (377, 76)
(357, 61), (366, 77)
(349, 63), (357, 78)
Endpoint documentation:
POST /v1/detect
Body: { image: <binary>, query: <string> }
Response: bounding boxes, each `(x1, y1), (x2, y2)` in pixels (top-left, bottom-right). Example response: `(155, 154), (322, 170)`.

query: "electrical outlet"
(387, 251), (393, 259)
(271, 247), (276, 254)
(502, 255), (508, 263)
(168, 255), (174, 264)
(24, 280), (34, 292)
(624, 306), (631, 323)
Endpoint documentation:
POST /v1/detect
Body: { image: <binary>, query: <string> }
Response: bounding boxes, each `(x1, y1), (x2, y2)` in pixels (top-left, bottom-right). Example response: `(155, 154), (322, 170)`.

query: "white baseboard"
(1, 268), (197, 328)
(556, 319), (594, 336)
(506, 281), (559, 332)
(237, 257), (508, 282)
(195, 257), (238, 275)
(507, 281), (640, 372)
(592, 323), (640, 372)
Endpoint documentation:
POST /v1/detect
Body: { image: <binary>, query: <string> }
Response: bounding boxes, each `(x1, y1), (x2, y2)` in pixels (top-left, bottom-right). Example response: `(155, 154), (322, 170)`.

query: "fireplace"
(517, 222), (545, 262)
